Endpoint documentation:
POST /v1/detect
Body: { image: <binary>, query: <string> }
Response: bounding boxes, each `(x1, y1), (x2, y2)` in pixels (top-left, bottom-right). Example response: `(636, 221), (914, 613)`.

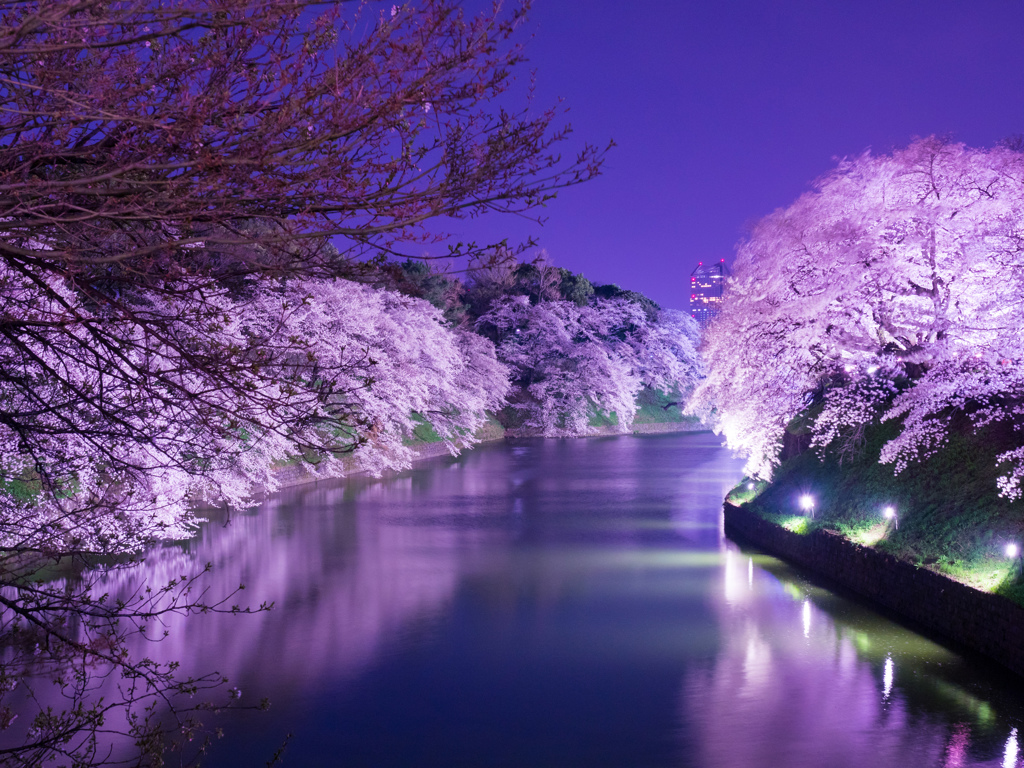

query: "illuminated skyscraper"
(689, 260), (729, 326)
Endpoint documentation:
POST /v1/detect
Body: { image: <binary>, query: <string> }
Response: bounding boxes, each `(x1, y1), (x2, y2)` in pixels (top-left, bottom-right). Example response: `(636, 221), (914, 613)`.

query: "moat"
(94, 433), (1024, 766)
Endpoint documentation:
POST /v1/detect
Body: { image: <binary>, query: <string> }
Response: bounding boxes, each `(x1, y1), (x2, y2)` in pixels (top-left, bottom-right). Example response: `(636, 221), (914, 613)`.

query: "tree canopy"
(0, 0), (603, 556)
(0, 2), (602, 762)
(696, 137), (1024, 496)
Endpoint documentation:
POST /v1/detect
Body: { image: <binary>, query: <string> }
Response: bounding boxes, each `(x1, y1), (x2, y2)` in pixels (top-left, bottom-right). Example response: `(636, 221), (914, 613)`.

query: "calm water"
(100, 434), (1024, 766)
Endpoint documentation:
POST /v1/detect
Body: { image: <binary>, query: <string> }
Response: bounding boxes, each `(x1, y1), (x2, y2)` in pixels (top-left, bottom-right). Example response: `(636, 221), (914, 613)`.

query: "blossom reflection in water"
(689, 545), (1023, 768)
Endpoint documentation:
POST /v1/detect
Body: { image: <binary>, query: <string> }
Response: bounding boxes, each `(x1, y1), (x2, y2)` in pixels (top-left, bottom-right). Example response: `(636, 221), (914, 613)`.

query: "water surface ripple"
(114, 433), (1024, 767)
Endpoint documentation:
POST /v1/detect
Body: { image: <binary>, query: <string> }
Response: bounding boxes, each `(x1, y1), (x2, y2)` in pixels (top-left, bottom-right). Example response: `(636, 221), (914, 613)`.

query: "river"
(86, 433), (1024, 766)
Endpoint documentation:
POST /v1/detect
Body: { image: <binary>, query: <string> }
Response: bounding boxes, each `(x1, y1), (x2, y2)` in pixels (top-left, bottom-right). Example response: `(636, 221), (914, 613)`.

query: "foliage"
(741, 412), (1024, 603)
(0, 0), (598, 552)
(460, 251), (602, 320)
(0, 0), (593, 762)
(592, 283), (661, 321)
(1, 271), (509, 556)
(557, 268), (595, 307)
(695, 137), (1024, 494)
(478, 293), (702, 436)
(380, 260), (468, 326)
(631, 386), (698, 425)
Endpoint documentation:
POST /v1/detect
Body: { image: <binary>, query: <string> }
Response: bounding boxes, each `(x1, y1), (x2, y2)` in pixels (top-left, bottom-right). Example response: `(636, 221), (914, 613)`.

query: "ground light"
(799, 494), (815, 520)
(883, 506), (897, 530)
(1006, 543), (1022, 581)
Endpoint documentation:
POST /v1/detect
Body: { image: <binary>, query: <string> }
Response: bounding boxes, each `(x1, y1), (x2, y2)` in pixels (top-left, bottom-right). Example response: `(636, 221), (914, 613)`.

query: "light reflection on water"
(81, 434), (1024, 766)
(701, 527), (1024, 768)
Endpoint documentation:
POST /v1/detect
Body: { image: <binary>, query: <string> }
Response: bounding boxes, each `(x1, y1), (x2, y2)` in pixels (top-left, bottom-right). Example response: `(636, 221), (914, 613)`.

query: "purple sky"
(424, 0), (1024, 310)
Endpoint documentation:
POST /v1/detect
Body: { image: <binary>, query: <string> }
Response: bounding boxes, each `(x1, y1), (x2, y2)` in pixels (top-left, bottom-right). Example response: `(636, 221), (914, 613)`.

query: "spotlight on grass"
(883, 506), (897, 529)
(1006, 543), (1022, 583)
(799, 494), (815, 519)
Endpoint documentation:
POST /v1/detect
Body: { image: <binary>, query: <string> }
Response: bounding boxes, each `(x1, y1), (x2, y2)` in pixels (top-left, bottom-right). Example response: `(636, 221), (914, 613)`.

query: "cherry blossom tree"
(479, 293), (702, 436)
(0, 0), (599, 549)
(0, 0), (603, 273)
(696, 137), (1024, 491)
(0, 267), (511, 764)
(1, 244), (510, 558)
(0, 0), (585, 761)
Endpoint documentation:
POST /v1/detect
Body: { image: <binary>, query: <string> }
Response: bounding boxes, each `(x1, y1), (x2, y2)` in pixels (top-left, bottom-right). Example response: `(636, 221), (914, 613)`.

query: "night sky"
(425, 0), (1024, 310)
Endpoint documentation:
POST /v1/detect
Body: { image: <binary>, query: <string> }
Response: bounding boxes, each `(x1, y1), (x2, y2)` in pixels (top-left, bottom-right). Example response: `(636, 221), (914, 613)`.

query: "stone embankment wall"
(724, 502), (1024, 678)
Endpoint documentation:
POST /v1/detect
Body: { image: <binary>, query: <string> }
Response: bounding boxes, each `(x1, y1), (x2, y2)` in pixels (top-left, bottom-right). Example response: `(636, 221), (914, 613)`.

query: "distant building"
(689, 260), (729, 326)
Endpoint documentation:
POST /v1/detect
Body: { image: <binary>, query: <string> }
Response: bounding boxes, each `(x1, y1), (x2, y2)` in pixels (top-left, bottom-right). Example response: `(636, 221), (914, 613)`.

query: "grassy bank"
(497, 386), (703, 433)
(727, 416), (1024, 606)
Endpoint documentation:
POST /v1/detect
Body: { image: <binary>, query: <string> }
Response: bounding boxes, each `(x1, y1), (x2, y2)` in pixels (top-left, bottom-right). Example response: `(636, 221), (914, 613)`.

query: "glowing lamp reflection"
(802, 599), (811, 638)
(882, 655), (893, 701)
(1004, 727), (1018, 768)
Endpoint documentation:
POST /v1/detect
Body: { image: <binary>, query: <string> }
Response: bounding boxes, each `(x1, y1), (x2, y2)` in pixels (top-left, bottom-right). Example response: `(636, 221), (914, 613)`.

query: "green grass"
(725, 477), (767, 506)
(632, 387), (693, 425)
(1, 475), (41, 503)
(591, 386), (705, 429)
(588, 406), (620, 429)
(736, 415), (1024, 605)
(496, 386), (698, 432)
(405, 412), (444, 445)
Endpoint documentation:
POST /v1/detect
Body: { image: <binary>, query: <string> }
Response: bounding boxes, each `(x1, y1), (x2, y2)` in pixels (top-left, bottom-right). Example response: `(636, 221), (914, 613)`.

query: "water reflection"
(95, 454), (517, 700)
(11, 434), (1023, 767)
(693, 538), (1024, 767)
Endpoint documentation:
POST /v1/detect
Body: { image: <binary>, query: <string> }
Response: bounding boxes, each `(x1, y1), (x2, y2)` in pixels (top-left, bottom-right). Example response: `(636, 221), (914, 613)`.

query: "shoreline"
(272, 421), (709, 492)
(724, 501), (1024, 679)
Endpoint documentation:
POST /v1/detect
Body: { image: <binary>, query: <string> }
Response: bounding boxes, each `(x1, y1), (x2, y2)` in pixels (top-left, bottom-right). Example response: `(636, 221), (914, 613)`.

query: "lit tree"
(0, 0), (593, 762)
(0, 0), (601, 545)
(479, 294), (702, 436)
(696, 137), (1024, 491)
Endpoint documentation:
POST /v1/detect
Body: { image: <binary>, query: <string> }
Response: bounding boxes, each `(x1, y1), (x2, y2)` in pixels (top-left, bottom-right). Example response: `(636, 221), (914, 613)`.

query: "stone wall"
(724, 502), (1024, 678)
